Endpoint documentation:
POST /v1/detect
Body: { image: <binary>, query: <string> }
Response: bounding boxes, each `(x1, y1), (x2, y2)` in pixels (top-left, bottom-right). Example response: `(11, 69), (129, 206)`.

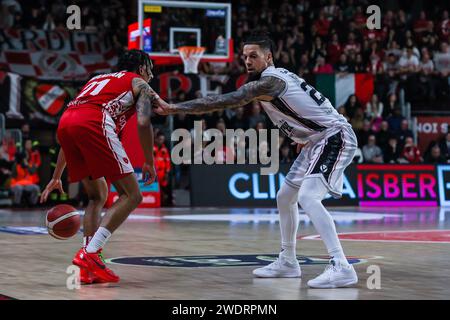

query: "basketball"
(46, 204), (80, 240)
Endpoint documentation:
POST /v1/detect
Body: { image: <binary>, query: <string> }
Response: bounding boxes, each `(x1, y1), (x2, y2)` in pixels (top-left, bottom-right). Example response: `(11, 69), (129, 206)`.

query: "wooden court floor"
(0, 206), (449, 300)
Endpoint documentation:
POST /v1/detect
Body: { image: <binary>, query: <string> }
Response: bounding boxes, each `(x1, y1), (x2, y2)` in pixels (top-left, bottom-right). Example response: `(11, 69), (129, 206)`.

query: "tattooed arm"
(157, 76), (286, 115)
(132, 77), (160, 185)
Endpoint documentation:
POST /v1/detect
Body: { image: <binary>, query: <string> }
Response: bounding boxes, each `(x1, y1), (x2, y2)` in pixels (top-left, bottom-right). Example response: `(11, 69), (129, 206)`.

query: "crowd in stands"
(0, 123), (42, 207)
(0, 0), (130, 51)
(1, 0), (450, 207)
(195, 0), (450, 165)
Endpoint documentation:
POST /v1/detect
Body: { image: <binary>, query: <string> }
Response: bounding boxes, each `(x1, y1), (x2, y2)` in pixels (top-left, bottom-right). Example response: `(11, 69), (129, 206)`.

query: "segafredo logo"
(106, 254), (380, 268)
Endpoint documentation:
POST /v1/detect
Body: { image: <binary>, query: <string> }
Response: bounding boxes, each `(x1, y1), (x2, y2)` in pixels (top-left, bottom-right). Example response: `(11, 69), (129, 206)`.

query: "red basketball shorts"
(57, 106), (134, 183)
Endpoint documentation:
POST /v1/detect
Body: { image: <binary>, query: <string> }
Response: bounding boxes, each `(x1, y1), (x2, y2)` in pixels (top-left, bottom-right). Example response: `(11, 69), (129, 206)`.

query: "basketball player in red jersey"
(40, 50), (163, 284)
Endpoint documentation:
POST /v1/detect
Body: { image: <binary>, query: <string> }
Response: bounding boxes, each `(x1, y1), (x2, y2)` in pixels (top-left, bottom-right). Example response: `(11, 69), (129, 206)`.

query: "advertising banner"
(190, 164), (449, 207)
(357, 164), (439, 207)
(190, 164), (358, 207)
(437, 165), (450, 207)
(416, 116), (449, 153)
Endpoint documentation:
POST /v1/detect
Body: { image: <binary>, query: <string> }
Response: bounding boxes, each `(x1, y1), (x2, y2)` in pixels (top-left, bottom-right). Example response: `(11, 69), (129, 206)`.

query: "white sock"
(83, 236), (92, 247)
(276, 182), (300, 262)
(298, 178), (350, 267)
(86, 227), (111, 253)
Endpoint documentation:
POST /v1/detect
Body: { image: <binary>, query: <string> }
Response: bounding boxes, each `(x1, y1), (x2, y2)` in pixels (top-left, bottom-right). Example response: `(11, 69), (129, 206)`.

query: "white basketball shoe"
(307, 259), (358, 288)
(253, 254), (301, 278)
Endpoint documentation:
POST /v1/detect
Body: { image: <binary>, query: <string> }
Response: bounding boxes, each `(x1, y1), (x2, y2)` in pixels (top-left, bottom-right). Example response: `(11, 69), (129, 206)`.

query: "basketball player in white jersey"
(154, 33), (358, 288)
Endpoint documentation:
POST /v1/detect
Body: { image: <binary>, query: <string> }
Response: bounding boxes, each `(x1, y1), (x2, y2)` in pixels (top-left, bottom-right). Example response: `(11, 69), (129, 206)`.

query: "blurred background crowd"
(1, 0), (449, 207)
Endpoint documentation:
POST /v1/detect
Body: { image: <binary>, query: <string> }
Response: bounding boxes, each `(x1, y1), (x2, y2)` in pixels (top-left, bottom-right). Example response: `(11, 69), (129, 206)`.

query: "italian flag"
(315, 73), (374, 108)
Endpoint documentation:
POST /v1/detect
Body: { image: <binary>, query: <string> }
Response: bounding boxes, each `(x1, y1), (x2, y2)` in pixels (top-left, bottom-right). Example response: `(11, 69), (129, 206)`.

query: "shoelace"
(98, 251), (105, 263)
(318, 264), (338, 279)
(325, 264), (337, 273)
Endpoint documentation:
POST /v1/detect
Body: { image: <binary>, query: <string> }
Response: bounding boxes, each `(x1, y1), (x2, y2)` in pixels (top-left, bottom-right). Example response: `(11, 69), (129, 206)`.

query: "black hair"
(117, 49), (152, 73)
(243, 32), (275, 55)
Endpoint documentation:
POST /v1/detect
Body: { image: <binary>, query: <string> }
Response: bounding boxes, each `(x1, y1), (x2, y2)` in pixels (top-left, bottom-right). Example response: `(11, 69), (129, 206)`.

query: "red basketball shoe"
(72, 248), (119, 283)
(80, 268), (95, 284)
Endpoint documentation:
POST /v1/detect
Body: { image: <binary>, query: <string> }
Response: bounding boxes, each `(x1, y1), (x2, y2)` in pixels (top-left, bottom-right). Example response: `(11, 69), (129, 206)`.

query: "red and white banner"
(0, 29), (117, 80)
(416, 116), (450, 153)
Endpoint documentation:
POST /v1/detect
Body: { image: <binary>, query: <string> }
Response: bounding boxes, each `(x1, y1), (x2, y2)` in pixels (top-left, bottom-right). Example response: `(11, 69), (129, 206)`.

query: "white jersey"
(259, 66), (351, 144)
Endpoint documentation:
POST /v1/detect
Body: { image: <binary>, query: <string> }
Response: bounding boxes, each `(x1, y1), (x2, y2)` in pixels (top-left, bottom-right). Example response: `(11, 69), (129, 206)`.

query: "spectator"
(401, 137), (423, 163)
(376, 121), (391, 151)
(343, 32), (361, 55)
(353, 5), (366, 30)
(385, 39), (403, 59)
(383, 93), (399, 119)
(384, 136), (401, 163)
(383, 10), (395, 30)
(24, 139), (41, 184)
(154, 132), (172, 206)
(437, 10), (450, 41)
(216, 118), (227, 135)
(335, 53), (354, 73)
(21, 123), (31, 140)
(174, 113), (193, 131)
(248, 102), (267, 129)
(310, 36), (328, 62)
(434, 42), (450, 99)
(323, 0), (339, 20)
(313, 55), (334, 74)
(368, 50), (384, 75)
(380, 53), (400, 96)
(206, 110), (231, 129)
(279, 144), (292, 164)
(313, 10), (331, 37)
(350, 107), (365, 131)
(387, 108), (405, 135)
(297, 53), (312, 77)
(395, 10), (408, 44)
(356, 120), (375, 148)
(327, 33), (342, 65)
(421, 21), (439, 51)
(255, 121), (266, 131)
(365, 94), (384, 129)
(439, 132), (450, 161)
(0, 141), (13, 188)
(337, 105), (350, 122)
(354, 53), (367, 73)
(413, 11), (430, 35)
(398, 46), (420, 99)
(424, 144), (447, 164)
(0, 0), (22, 29)
(230, 107), (249, 130)
(418, 50), (437, 102)
(397, 119), (414, 147)
(10, 152), (40, 207)
(362, 135), (383, 163)
(343, 94), (362, 119)
(291, 32), (309, 67)
(278, 51), (296, 71)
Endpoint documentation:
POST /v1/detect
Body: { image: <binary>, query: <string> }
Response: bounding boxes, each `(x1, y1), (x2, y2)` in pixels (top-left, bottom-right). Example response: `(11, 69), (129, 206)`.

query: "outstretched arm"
(157, 76), (286, 115)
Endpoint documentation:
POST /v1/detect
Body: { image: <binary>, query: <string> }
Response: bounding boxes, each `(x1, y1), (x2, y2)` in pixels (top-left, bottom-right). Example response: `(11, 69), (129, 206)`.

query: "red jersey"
(67, 71), (141, 133)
